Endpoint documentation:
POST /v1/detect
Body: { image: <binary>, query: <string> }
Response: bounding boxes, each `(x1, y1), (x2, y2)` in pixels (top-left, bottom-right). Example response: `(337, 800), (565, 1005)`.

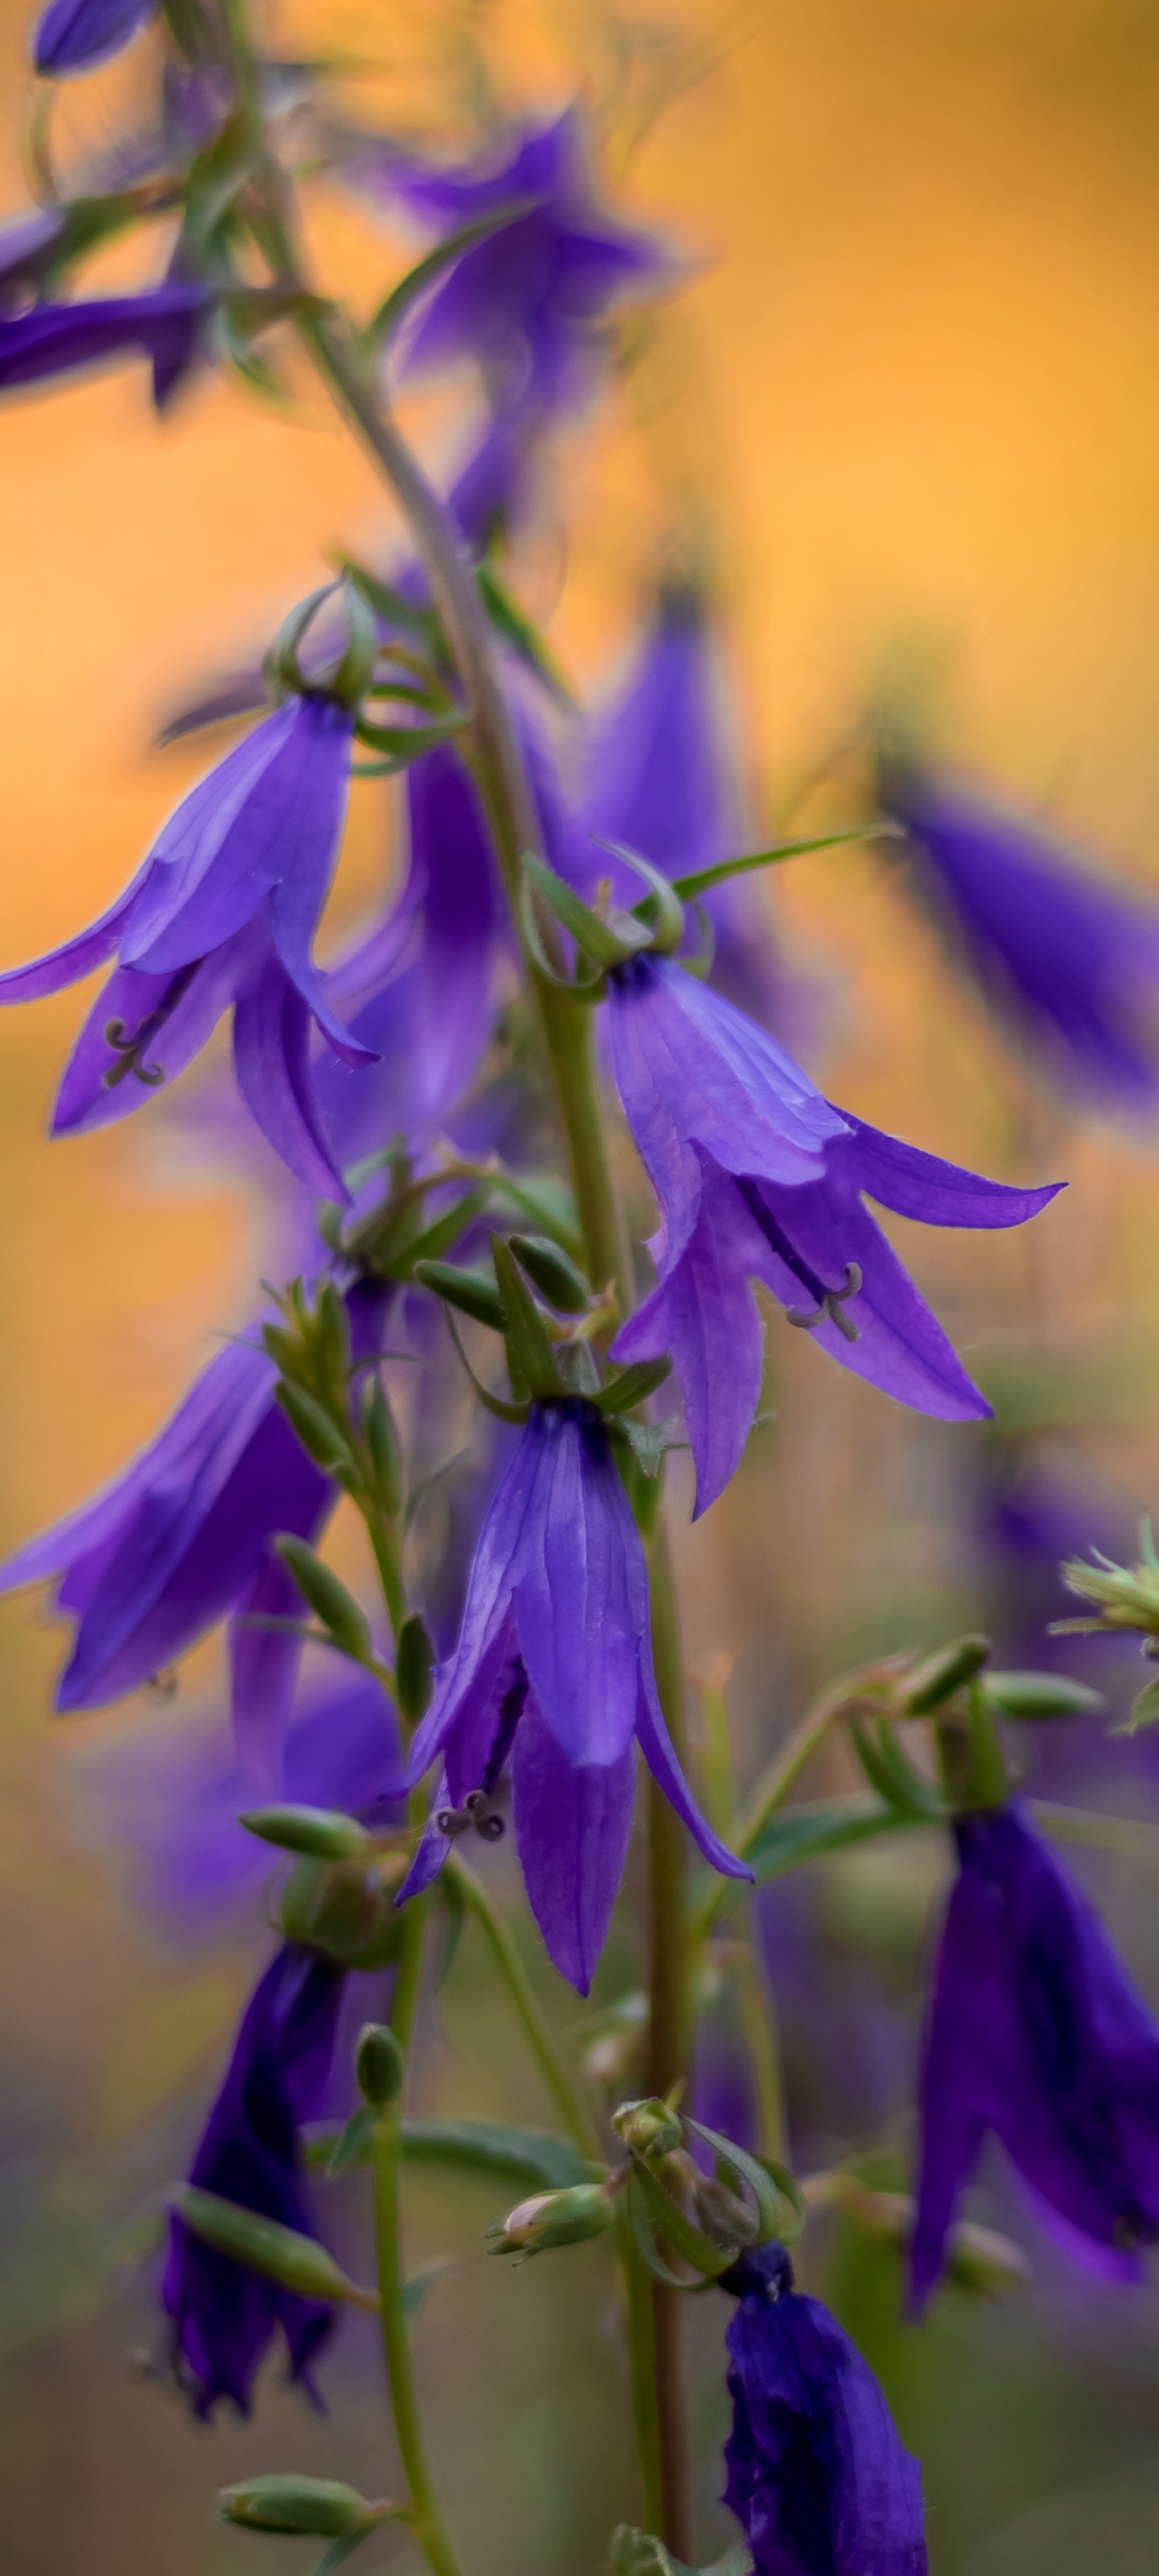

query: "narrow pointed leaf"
(668, 827), (881, 903)
(171, 2185), (379, 2309)
(491, 1233), (563, 1401)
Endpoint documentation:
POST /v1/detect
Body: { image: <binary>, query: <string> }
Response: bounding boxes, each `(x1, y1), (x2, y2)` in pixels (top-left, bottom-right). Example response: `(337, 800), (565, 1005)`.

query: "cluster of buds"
(485, 2094), (802, 2283)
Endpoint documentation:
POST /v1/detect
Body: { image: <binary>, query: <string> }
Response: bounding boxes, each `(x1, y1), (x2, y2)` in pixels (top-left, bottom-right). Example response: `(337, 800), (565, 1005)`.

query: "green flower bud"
(395, 1610), (435, 1724)
(900, 1634), (990, 1715)
(278, 1854), (408, 1969)
(355, 2021), (404, 2108)
(612, 2097), (683, 2157)
(237, 1803), (369, 1862)
(485, 2182), (614, 2259)
(413, 1259), (505, 1328)
(983, 1670), (1104, 1720)
(509, 1232), (591, 1315)
(276, 1536), (372, 1662)
(219, 2476), (382, 2537)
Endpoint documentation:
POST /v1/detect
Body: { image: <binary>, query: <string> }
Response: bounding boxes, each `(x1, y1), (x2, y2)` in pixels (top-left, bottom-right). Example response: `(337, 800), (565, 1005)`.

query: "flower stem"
(446, 1856), (600, 2159)
(617, 2202), (666, 2538)
(373, 2081), (464, 2576)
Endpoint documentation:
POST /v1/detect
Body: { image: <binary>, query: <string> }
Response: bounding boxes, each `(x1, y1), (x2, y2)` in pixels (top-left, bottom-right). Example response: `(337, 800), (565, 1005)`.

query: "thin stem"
(642, 1509), (691, 2563)
(447, 1856), (600, 2159)
(728, 1933), (785, 2162)
(373, 2088), (464, 2576)
(616, 2202), (665, 2537)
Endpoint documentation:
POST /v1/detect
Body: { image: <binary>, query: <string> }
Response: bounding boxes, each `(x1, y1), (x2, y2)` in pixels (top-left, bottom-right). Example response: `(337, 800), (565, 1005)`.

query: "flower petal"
(510, 1694), (636, 1993)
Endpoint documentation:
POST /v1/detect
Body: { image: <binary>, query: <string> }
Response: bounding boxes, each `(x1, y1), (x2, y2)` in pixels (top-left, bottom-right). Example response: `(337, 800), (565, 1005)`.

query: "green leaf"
(219, 2476), (378, 2537)
(171, 2186), (378, 2310)
(397, 1187), (494, 1274)
(983, 1670), (1105, 1719)
(594, 1356), (674, 1415)
(522, 848), (652, 969)
(367, 197), (540, 350)
(740, 1794), (926, 1880)
(402, 2116), (599, 2191)
(275, 1381), (353, 1475)
(668, 826), (877, 902)
(402, 2256), (456, 2324)
(327, 2104), (380, 2178)
(491, 1234), (563, 1402)
(413, 1259), (505, 1329)
(237, 1804), (369, 1862)
(276, 1538), (372, 1664)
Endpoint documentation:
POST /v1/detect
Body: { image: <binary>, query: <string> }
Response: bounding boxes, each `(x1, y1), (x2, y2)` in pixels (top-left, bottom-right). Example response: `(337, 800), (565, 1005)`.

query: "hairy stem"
(447, 1856), (600, 2160)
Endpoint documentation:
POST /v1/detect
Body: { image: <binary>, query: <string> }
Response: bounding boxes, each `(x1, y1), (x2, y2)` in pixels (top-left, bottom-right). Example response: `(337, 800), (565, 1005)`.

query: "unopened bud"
(238, 1804), (369, 1863)
(485, 2182), (614, 2259)
(395, 1612), (435, 1724)
(901, 1635), (990, 1715)
(612, 2097), (683, 2158)
(220, 2476), (382, 2537)
(355, 2021), (403, 2109)
(509, 1232), (591, 1315)
(983, 1670), (1104, 1720)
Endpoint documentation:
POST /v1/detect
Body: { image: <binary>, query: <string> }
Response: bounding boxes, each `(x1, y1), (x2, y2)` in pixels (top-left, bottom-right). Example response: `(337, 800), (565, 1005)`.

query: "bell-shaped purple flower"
(570, 586), (793, 1026)
(720, 2241), (927, 2576)
(400, 1398), (749, 1993)
(32, 0), (158, 73)
(0, 281), (208, 408)
(607, 958), (1061, 1514)
(0, 691), (374, 1197)
(0, 1281), (388, 1788)
(361, 106), (670, 418)
(163, 1941), (345, 2417)
(882, 762), (1159, 1113)
(911, 1802), (1159, 2308)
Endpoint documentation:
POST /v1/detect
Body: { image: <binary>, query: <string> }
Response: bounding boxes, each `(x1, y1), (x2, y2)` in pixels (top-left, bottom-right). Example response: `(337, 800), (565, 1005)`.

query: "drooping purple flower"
(400, 1397), (750, 1993)
(720, 2240), (927, 2576)
(0, 281), (208, 408)
(911, 1802), (1159, 2309)
(570, 585), (794, 1027)
(0, 1280), (388, 1788)
(606, 957), (1061, 1513)
(32, 0), (158, 74)
(881, 762), (1159, 1113)
(360, 106), (670, 418)
(0, 691), (374, 1196)
(163, 1942), (345, 2418)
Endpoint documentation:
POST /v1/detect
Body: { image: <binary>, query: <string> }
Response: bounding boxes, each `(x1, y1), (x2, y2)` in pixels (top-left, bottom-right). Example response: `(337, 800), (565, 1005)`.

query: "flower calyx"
(612, 2099), (804, 2289)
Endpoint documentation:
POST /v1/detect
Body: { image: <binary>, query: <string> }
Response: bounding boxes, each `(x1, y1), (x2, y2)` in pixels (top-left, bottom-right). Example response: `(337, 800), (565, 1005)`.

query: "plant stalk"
(373, 2082), (464, 2576)
(447, 1856), (600, 2160)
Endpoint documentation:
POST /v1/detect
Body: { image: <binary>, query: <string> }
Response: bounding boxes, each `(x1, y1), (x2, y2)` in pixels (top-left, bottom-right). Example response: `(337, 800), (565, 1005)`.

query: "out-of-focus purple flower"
(720, 2240), (927, 2576)
(33, 0), (158, 74)
(606, 957), (1060, 1513)
(882, 762), (1159, 1113)
(164, 1941), (345, 2417)
(361, 105), (670, 418)
(911, 1802), (1159, 2309)
(0, 204), (68, 310)
(570, 585), (794, 1026)
(0, 692), (374, 1196)
(0, 281), (208, 407)
(0, 1281), (388, 1788)
(400, 1397), (749, 1992)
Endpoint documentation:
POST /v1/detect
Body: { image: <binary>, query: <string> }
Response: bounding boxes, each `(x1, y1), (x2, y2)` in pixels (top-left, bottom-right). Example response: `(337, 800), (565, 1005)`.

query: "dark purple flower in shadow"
(400, 1398), (750, 1992)
(911, 1802), (1159, 2309)
(882, 763), (1159, 1113)
(0, 1281), (389, 1787)
(720, 2241), (927, 2576)
(570, 585), (796, 1028)
(607, 957), (1060, 1513)
(0, 691), (374, 1196)
(0, 282), (208, 407)
(361, 106), (670, 417)
(164, 1942), (345, 2417)
(33, 0), (158, 73)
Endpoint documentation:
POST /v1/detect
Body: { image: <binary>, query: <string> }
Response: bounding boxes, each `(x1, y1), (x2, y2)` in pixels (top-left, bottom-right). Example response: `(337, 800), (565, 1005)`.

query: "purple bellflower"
(363, 106), (669, 419)
(0, 280), (208, 407)
(720, 2241), (927, 2576)
(0, 1280), (388, 1789)
(606, 958), (1061, 1514)
(571, 586), (792, 1026)
(911, 1802), (1159, 2308)
(164, 1941), (345, 2417)
(882, 762), (1159, 1113)
(0, 691), (374, 1198)
(33, 0), (159, 74)
(399, 1397), (750, 1993)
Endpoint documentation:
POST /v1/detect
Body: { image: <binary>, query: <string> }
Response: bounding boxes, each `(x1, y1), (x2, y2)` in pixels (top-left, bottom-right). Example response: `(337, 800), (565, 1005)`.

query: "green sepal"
(509, 1232), (591, 1315)
(681, 2116), (803, 2246)
(413, 1259), (505, 1329)
(327, 2103), (380, 2177)
(336, 555), (439, 644)
(849, 1717), (946, 1819)
(476, 559), (575, 704)
(274, 1380), (353, 1476)
(606, 1414), (677, 1479)
(237, 1803), (370, 1862)
(218, 2476), (382, 2537)
(276, 1538), (372, 1664)
(610, 2524), (751, 2576)
(901, 1633), (991, 1714)
(592, 837), (685, 956)
(491, 1234), (563, 1401)
(263, 582), (340, 705)
(668, 825), (878, 904)
(403, 1448), (472, 1537)
(439, 1308), (531, 1425)
(522, 848), (653, 969)
(593, 1356), (674, 1415)
(395, 1612), (435, 1724)
(625, 2159), (732, 2286)
(352, 710), (467, 768)
(171, 2185), (378, 2309)
(365, 196), (541, 351)
(328, 581), (380, 715)
(982, 1670), (1105, 1719)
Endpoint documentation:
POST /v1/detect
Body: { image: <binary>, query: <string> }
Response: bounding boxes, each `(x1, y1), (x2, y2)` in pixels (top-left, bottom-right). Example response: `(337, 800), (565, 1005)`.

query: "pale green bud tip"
(612, 2096), (683, 2157)
(485, 2182), (613, 2256)
(219, 2476), (382, 2537)
(238, 1803), (369, 1861)
(355, 2021), (404, 2107)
